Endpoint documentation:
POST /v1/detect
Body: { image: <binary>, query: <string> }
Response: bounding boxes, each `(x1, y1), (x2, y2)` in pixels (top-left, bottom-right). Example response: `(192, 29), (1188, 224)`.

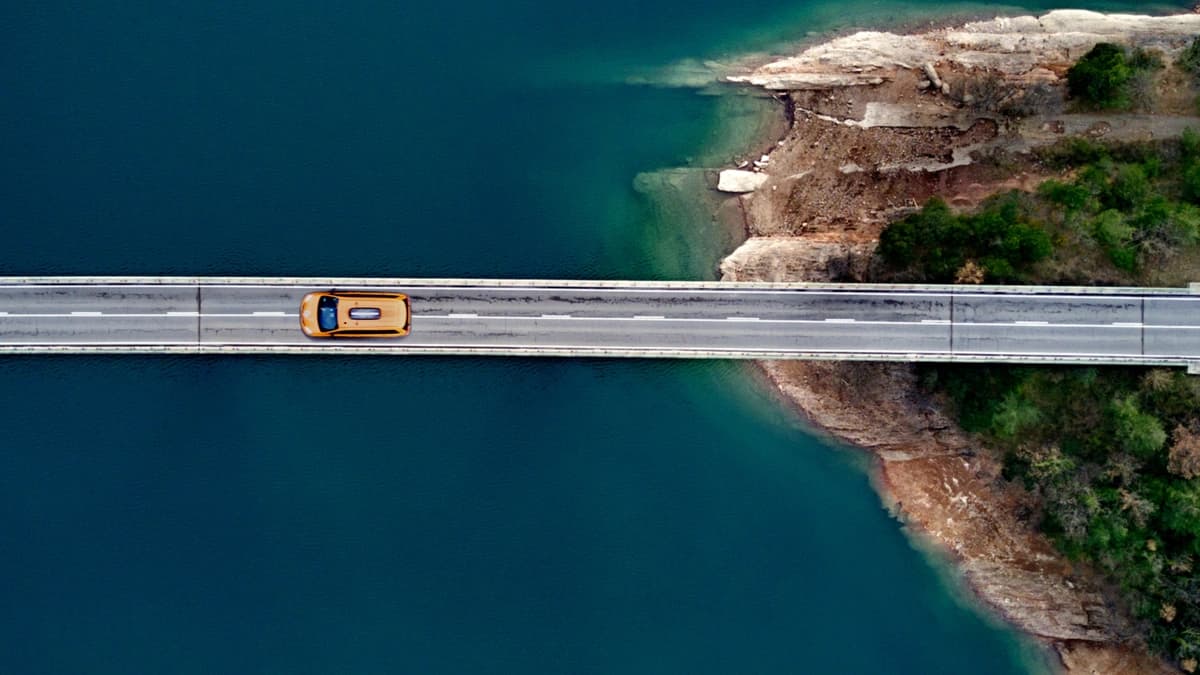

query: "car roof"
(335, 293), (408, 331)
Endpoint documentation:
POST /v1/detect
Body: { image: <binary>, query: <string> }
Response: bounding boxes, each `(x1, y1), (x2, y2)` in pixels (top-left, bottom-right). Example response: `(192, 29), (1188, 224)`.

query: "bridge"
(0, 277), (1197, 369)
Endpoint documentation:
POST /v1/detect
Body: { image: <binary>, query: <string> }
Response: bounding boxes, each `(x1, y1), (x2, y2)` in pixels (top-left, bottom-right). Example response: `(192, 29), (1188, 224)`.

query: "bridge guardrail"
(0, 276), (1192, 296)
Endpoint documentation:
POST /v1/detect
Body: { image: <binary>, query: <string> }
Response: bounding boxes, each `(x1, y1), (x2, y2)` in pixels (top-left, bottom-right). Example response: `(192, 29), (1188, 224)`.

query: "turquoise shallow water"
(0, 1), (1188, 673)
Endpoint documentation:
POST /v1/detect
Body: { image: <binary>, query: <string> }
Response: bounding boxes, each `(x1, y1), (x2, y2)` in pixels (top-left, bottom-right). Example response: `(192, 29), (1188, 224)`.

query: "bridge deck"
(0, 278), (1196, 365)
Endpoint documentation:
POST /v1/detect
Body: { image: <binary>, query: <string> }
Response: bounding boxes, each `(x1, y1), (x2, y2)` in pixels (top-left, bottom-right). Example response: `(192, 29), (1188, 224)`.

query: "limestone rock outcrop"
(730, 10), (1200, 90)
(718, 236), (872, 281)
(716, 169), (769, 193)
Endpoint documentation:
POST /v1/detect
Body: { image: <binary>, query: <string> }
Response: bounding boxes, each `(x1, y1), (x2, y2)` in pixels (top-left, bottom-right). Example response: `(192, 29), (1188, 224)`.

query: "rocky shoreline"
(715, 10), (1200, 674)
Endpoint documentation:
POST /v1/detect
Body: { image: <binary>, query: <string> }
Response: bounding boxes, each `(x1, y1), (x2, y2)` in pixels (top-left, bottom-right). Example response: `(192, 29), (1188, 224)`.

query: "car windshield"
(317, 295), (338, 332)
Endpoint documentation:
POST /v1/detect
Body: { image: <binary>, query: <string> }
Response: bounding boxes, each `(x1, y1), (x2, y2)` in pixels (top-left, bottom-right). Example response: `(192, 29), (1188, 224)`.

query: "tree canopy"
(1069, 43), (1132, 109)
(878, 193), (1052, 283)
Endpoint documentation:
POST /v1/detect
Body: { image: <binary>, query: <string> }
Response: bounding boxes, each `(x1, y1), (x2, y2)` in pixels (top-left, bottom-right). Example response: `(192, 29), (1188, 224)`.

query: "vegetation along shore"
(715, 9), (1200, 673)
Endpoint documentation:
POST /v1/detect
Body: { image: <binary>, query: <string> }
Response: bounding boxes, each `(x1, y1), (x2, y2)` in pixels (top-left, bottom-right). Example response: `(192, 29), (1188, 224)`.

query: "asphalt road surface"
(0, 279), (1196, 365)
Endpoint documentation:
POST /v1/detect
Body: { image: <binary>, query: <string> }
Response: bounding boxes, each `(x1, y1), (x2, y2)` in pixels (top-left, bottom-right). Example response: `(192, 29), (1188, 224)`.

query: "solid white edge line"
(969, 322), (1188, 329)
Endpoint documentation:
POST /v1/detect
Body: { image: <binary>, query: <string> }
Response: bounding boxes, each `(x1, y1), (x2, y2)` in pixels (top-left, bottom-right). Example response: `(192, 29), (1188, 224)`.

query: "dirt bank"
(717, 10), (1200, 673)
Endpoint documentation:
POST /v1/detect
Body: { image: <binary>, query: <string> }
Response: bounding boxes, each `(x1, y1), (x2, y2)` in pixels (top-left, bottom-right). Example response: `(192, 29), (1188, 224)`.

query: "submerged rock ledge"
(716, 9), (1200, 674)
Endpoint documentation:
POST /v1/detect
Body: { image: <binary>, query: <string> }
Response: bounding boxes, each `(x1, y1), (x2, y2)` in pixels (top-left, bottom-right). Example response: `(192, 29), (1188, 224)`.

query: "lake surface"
(0, 1), (1186, 673)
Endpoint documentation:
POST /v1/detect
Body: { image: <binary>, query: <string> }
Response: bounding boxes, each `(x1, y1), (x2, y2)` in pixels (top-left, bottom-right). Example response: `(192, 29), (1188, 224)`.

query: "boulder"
(717, 170), (769, 193)
(922, 62), (943, 89)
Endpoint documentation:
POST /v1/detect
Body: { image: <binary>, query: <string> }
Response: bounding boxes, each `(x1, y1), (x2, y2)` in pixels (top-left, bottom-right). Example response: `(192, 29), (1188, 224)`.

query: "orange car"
(300, 291), (411, 337)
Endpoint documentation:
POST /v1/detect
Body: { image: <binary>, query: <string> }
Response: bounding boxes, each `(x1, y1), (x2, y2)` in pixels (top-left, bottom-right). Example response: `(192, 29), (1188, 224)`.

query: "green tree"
(979, 256), (1016, 281)
(1017, 443), (1076, 482)
(1182, 127), (1200, 162)
(878, 194), (1052, 282)
(1105, 164), (1151, 211)
(1002, 223), (1053, 263)
(1130, 196), (1171, 234)
(1068, 43), (1133, 109)
(1177, 37), (1200, 78)
(1171, 203), (1200, 245)
(1039, 179), (1092, 213)
(1111, 395), (1167, 458)
(1160, 481), (1200, 541)
(1091, 210), (1138, 271)
(1181, 163), (1200, 204)
(878, 198), (954, 270)
(992, 391), (1042, 439)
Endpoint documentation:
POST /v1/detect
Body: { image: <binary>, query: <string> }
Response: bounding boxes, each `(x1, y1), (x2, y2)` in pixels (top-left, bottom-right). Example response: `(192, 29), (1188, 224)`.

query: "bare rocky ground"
(717, 10), (1200, 674)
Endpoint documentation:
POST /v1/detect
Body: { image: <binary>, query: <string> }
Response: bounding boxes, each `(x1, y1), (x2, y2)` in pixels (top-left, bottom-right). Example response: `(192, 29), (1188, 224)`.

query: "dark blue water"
(0, 1), (1187, 673)
(3, 357), (1039, 674)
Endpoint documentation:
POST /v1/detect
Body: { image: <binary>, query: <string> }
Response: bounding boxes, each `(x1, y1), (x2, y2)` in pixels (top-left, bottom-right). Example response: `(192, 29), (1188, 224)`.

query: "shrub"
(1032, 144), (1200, 273)
(1129, 47), (1165, 72)
(1180, 129), (1200, 206)
(1169, 204), (1200, 246)
(992, 391), (1042, 439)
(1177, 37), (1200, 78)
(1035, 137), (1111, 169)
(878, 194), (1052, 282)
(1168, 426), (1200, 480)
(1160, 482), (1200, 540)
(1128, 49), (1164, 112)
(1111, 394), (1167, 459)
(1104, 164), (1152, 211)
(1039, 179), (1092, 212)
(954, 260), (985, 284)
(1183, 165), (1200, 205)
(1087, 209), (1138, 270)
(1068, 43), (1134, 109)
(1092, 210), (1134, 248)
(1183, 128), (1200, 162)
